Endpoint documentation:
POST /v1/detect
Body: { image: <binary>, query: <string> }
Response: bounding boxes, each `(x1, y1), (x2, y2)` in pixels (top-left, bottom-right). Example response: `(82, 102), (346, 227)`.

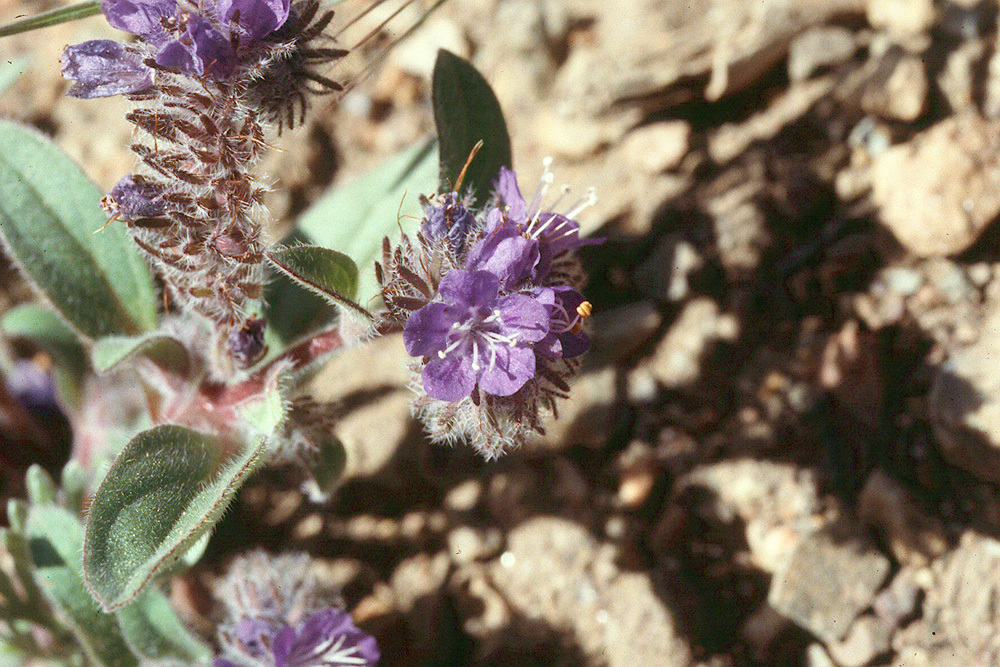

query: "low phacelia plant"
(0, 0), (599, 664)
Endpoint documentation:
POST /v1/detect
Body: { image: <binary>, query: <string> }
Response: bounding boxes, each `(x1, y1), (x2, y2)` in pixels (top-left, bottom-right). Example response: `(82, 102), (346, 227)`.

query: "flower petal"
(495, 166), (527, 223)
(477, 343), (534, 396)
(404, 303), (453, 357)
(218, 0), (290, 41)
(106, 174), (165, 219)
(438, 270), (500, 310)
(101, 0), (173, 44)
(423, 352), (476, 402)
(60, 40), (154, 99)
(496, 293), (549, 343)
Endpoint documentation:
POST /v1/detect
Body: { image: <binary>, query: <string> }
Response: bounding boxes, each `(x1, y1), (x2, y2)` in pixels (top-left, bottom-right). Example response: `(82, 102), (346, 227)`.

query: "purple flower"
(422, 192), (475, 253)
(494, 166), (600, 276)
(404, 270), (550, 401)
(228, 317), (268, 368)
(101, 0), (174, 44)
(105, 174), (165, 220)
(535, 286), (590, 359)
(272, 608), (380, 667)
(60, 40), (154, 98)
(465, 208), (539, 289)
(155, 14), (236, 77)
(218, 0), (291, 41)
(101, 0), (237, 78)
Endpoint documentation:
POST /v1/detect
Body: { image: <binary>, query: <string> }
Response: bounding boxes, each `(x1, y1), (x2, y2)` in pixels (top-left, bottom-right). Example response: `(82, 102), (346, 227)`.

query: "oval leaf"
(432, 50), (512, 203)
(296, 139), (438, 305)
(91, 334), (191, 377)
(0, 120), (157, 339)
(266, 246), (365, 320)
(84, 425), (267, 610)
(116, 587), (210, 664)
(25, 505), (138, 667)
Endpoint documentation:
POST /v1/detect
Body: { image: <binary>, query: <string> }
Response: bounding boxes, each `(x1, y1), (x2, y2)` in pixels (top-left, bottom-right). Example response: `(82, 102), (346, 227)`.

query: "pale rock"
(788, 27), (857, 82)
(769, 528), (890, 643)
(621, 121), (691, 173)
(827, 614), (892, 667)
(644, 298), (730, 388)
(929, 299), (1000, 483)
(858, 470), (948, 567)
(867, 0), (936, 35)
(870, 114), (1000, 257)
(487, 517), (691, 667)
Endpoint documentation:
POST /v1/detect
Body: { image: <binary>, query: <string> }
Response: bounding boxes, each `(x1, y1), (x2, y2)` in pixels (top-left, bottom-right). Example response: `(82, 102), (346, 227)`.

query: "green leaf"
(91, 334), (191, 377)
(263, 230), (336, 349)
(0, 1), (101, 38)
(0, 120), (157, 339)
(116, 588), (210, 664)
(0, 58), (28, 96)
(307, 433), (347, 501)
(1, 303), (89, 408)
(266, 246), (364, 321)
(25, 505), (138, 667)
(296, 138), (438, 305)
(60, 460), (88, 516)
(235, 381), (288, 435)
(432, 50), (512, 203)
(84, 426), (266, 610)
(24, 465), (57, 506)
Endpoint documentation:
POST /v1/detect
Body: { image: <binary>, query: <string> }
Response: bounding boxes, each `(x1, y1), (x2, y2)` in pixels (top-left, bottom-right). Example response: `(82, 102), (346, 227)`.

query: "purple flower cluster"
(216, 608), (380, 667)
(61, 0), (290, 96)
(379, 165), (598, 456)
(216, 552), (380, 667)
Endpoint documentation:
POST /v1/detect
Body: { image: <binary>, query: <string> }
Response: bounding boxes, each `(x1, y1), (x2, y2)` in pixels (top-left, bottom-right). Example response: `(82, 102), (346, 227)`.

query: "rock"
(858, 470), (948, 566)
(857, 51), (928, 121)
(929, 300), (1000, 483)
(447, 526), (503, 565)
(873, 568), (921, 628)
(709, 76), (837, 164)
(768, 528), (891, 643)
(588, 301), (663, 363)
(870, 113), (1000, 257)
(826, 614), (892, 667)
(642, 297), (739, 388)
(614, 441), (659, 510)
(788, 26), (857, 82)
(866, 0), (936, 35)
(634, 237), (704, 302)
(663, 459), (824, 574)
(487, 517), (691, 667)
(806, 643), (837, 667)
(893, 532), (1000, 665)
(938, 38), (986, 113)
(621, 121), (691, 173)
(705, 180), (771, 276)
(534, 366), (617, 448)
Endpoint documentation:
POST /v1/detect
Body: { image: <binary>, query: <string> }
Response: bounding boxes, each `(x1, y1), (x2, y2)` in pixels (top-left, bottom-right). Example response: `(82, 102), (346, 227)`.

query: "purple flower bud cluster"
(377, 164), (598, 458)
(215, 551), (380, 667)
(60, 0), (349, 373)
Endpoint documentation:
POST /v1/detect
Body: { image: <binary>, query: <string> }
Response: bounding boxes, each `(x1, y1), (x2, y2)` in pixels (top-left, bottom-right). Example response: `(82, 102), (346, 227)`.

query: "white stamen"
(565, 187), (598, 219)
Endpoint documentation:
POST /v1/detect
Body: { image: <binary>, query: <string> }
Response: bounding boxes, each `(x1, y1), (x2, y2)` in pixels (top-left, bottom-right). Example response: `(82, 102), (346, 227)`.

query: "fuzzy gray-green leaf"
(432, 50), (511, 203)
(25, 505), (138, 667)
(266, 246), (358, 304)
(91, 334), (191, 377)
(0, 120), (157, 339)
(84, 425), (267, 610)
(116, 587), (210, 664)
(296, 138), (438, 304)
